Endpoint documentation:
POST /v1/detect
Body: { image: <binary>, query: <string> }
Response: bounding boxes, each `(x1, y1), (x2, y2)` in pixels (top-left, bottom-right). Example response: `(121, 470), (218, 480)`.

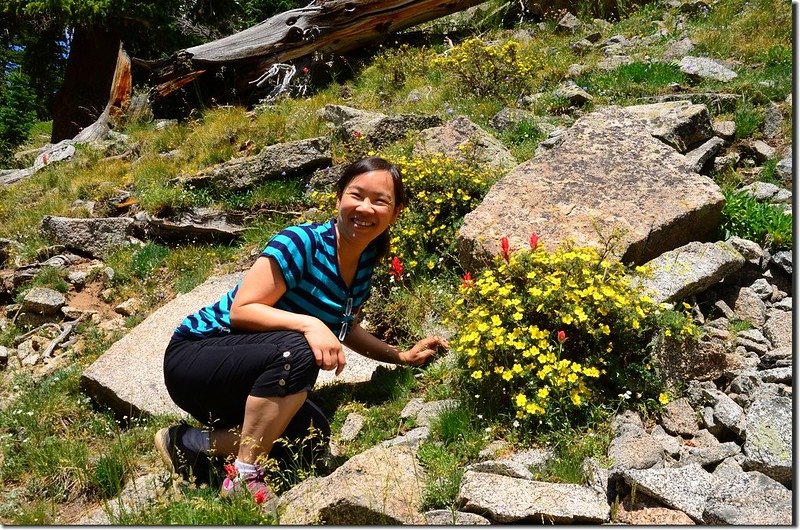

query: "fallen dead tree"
(137, 0), (487, 105)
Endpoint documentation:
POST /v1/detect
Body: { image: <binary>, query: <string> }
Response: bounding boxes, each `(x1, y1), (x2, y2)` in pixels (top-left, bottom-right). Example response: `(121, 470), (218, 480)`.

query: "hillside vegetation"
(0, 0), (791, 523)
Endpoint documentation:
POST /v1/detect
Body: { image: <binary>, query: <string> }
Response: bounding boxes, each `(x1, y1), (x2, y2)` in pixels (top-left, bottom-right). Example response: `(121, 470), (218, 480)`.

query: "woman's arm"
(230, 256), (347, 375)
(343, 322), (449, 366)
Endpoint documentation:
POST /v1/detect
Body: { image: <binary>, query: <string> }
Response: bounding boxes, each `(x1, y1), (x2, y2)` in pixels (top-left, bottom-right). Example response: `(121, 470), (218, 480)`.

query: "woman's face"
(336, 169), (401, 247)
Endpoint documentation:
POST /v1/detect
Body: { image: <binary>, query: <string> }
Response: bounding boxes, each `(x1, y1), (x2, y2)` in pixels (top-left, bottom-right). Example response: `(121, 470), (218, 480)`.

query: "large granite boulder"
(634, 241), (745, 303)
(703, 470), (792, 524)
(277, 445), (425, 524)
(81, 272), (393, 418)
(40, 216), (136, 259)
(624, 101), (714, 153)
(458, 107), (724, 270)
(620, 463), (714, 522)
(179, 137), (331, 192)
(318, 104), (442, 147)
(458, 470), (610, 523)
(413, 116), (517, 171)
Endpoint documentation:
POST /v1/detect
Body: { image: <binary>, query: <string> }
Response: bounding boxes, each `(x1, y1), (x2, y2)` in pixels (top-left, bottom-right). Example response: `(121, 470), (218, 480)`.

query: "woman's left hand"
(399, 336), (449, 366)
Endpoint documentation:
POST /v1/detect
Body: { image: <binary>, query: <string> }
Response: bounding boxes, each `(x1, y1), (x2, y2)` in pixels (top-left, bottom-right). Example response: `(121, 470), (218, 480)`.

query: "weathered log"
(139, 0), (487, 101)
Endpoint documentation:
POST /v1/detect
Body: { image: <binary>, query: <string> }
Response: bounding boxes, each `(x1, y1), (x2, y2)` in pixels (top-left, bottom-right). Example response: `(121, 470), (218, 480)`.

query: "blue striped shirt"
(174, 219), (379, 340)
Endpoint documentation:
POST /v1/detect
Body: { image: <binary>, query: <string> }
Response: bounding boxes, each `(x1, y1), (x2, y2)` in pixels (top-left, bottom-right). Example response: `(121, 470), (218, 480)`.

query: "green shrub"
(430, 38), (541, 103)
(733, 100), (763, 139)
(447, 239), (696, 432)
(720, 190), (792, 249)
(0, 69), (37, 164)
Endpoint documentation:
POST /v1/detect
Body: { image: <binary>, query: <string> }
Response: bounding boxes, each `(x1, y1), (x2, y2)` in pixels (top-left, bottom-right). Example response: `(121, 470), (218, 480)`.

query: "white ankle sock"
(234, 459), (257, 477)
(181, 427), (211, 454)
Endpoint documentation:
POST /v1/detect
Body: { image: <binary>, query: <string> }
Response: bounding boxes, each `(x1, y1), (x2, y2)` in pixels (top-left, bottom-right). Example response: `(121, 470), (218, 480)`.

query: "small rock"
(762, 103), (783, 138)
(21, 287), (66, 316)
(381, 426), (429, 448)
(67, 271), (88, 288)
(0, 345), (8, 369)
(466, 459), (533, 480)
(424, 510), (490, 525)
(770, 250), (791, 275)
(339, 412), (366, 442)
(748, 278), (772, 300)
(738, 181), (780, 201)
(478, 440), (511, 459)
(557, 12), (581, 32)
(774, 156), (791, 184)
(679, 56), (737, 82)
(114, 298), (141, 317)
(712, 120), (736, 141)
(661, 398), (699, 436)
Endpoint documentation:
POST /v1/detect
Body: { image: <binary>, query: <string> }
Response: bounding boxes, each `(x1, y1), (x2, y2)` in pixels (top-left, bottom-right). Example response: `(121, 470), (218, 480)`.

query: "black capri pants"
(163, 330), (320, 429)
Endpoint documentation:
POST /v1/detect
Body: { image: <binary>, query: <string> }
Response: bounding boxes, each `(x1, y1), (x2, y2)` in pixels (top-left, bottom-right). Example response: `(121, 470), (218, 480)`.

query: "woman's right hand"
(303, 319), (347, 375)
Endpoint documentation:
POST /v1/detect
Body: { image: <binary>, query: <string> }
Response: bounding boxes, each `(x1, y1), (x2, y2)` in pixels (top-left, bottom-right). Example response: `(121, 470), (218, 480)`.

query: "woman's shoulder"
(269, 219), (333, 249)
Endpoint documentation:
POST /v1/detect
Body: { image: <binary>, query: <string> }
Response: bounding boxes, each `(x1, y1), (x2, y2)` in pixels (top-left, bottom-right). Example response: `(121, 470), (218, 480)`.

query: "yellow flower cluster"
(389, 155), (498, 276)
(430, 38), (541, 102)
(449, 243), (698, 424)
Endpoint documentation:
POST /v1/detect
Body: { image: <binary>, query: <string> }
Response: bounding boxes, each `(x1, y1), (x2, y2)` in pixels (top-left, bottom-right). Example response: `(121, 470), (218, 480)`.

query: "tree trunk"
(51, 26), (122, 142)
(139, 0), (486, 104)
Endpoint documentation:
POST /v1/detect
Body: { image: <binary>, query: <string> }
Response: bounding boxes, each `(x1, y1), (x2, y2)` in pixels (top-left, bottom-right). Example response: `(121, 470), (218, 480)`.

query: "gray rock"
(415, 399), (458, 427)
(771, 188), (791, 203)
(0, 345), (8, 369)
(596, 54), (632, 71)
(770, 250), (792, 275)
(758, 367), (791, 385)
(458, 107), (724, 270)
(131, 208), (247, 245)
(712, 299), (736, 320)
(400, 397), (424, 419)
(458, 470), (610, 523)
(490, 107), (537, 132)
(749, 278), (772, 300)
(742, 395), (791, 485)
(748, 139), (776, 162)
(556, 11), (581, 32)
(505, 447), (555, 470)
(413, 116), (517, 171)
(704, 470), (791, 524)
(761, 346), (792, 367)
(424, 509), (490, 525)
(21, 287), (66, 316)
(67, 271), (88, 287)
(763, 103), (783, 138)
(703, 388), (745, 437)
(730, 286), (767, 328)
(774, 156), (791, 184)
(679, 56), (738, 82)
(712, 119), (736, 141)
(278, 445), (426, 524)
(40, 216), (135, 259)
(75, 473), (164, 525)
(738, 181), (780, 201)
(661, 37), (695, 61)
(624, 100), (714, 153)
(466, 459), (534, 480)
(581, 457), (609, 497)
(21, 353), (39, 366)
(681, 441), (741, 468)
(608, 424), (663, 470)
(114, 298), (140, 317)
(660, 398), (698, 436)
(713, 152), (740, 172)
(381, 426), (429, 448)
(180, 136), (331, 192)
(339, 412), (366, 442)
(712, 456), (743, 477)
(621, 463), (713, 522)
(318, 105), (441, 149)
(684, 136), (725, 172)
(566, 63), (586, 77)
(553, 80), (593, 105)
(763, 309), (791, 349)
(635, 241), (745, 303)
(649, 424), (682, 457)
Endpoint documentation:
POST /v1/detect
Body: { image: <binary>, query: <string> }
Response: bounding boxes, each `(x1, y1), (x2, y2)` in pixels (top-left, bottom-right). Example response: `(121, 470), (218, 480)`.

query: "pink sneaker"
(220, 464), (276, 507)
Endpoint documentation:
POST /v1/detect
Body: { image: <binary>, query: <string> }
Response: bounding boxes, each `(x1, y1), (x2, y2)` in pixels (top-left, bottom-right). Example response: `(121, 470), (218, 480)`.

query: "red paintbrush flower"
(529, 232), (539, 250)
(389, 256), (404, 279)
(557, 330), (567, 343)
(500, 236), (510, 262)
(461, 272), (474, 288)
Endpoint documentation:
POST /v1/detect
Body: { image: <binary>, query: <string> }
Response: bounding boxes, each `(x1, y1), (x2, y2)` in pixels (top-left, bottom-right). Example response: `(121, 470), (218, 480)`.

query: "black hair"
(336, 156), (407, 260)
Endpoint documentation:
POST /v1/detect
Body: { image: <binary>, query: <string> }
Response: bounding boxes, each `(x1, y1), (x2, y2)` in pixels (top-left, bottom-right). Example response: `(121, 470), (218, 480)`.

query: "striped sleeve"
(261, 225), (313, 289)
